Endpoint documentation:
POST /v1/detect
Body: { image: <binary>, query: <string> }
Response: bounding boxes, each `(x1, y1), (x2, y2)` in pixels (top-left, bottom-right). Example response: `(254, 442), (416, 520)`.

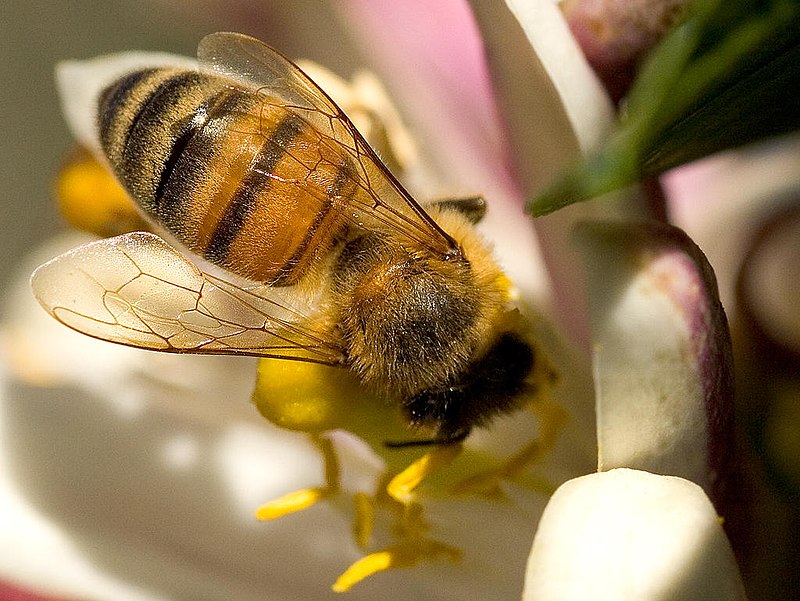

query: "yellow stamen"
(332, 539), (462, 592)
(255, 487), (328, 520)
(333, 551), (395, 592)
(386, 443), (463, 504)
(352, 492), (375, 548)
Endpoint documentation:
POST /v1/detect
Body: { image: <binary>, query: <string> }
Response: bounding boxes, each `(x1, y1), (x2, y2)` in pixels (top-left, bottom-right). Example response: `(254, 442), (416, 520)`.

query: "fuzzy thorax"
(332, 207), (509, 401)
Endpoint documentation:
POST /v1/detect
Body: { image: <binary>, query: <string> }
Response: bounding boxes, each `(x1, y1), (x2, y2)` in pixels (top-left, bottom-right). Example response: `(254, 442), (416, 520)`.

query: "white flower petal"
(469, 0), (614, 194)
(469, 0), (629, 347)
(503, 0), (614, 157)
(0, 381), (166, 601)
(575, 221), (734, 504)
(523, 468), (747, 601)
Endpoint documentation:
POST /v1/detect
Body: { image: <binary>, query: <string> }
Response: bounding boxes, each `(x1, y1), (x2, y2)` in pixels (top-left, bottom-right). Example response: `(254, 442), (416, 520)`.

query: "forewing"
(199, 31), (338, 119)
(30, 232), (344, 364)
(197, 32), (457, 255)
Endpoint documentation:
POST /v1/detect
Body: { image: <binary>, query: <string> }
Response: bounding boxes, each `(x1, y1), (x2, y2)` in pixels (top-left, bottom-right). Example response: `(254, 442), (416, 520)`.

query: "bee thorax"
(334, 234), (482, 399)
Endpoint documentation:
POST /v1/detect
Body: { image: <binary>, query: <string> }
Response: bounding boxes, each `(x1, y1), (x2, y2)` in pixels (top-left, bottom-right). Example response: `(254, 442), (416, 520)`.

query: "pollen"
(252, 359), (359, 432)
(56, 147), (147, 237)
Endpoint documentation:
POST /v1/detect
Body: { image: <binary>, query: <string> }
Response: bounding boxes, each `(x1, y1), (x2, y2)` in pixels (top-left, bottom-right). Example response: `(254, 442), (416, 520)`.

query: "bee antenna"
(383, 429), (469, 449)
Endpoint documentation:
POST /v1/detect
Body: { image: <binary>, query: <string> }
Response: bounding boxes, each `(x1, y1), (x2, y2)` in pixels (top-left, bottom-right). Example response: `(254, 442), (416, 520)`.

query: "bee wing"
(197, 31), (457, 255)
(198, 32), (338, 121)
(30, 232), (344, 365)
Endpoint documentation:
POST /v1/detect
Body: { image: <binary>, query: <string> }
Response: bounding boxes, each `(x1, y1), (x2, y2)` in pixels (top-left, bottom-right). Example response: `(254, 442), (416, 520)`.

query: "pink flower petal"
(469, 0), (618, 347)
(335, 1), (552, 307)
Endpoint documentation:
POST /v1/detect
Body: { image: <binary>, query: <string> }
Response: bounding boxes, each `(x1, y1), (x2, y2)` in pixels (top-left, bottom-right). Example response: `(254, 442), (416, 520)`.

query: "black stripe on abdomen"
(97, 68), (159, 157)
(153, 88), (235, 216)
(205, 112), (307, 264)
(119, 71), (209, 207)
(271, 156), (357, 284)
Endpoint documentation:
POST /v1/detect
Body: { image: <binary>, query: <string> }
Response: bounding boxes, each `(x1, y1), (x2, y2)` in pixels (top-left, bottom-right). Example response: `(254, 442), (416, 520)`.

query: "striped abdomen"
(97, 68), (356, 285)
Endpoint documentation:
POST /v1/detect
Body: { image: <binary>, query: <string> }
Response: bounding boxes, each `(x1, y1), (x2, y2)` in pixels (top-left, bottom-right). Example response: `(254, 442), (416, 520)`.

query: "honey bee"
(33, 32), (548, 445)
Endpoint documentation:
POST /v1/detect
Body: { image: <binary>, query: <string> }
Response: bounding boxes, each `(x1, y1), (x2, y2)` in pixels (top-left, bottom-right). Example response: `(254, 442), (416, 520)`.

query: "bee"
(32, 32), (548, 446)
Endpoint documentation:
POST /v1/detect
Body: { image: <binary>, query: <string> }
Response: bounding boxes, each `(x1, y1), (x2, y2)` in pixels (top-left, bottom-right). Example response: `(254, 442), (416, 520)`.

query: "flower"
(524, 469), (746, 601)
(2, 3), (598, 597)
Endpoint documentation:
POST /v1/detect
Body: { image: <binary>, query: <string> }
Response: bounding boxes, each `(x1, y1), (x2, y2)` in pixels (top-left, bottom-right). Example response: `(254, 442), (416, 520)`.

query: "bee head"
(401, 330), (536, 438)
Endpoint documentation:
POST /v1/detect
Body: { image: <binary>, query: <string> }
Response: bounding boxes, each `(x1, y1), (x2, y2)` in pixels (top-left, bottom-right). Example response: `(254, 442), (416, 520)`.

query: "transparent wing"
(199, 32), (337, 119)
(30, 232), (344, 365)
(197, 32), (458, 255)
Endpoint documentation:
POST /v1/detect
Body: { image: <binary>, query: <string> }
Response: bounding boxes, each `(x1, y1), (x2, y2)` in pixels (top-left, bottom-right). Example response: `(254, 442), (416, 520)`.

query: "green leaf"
(529, 0), (800, 216)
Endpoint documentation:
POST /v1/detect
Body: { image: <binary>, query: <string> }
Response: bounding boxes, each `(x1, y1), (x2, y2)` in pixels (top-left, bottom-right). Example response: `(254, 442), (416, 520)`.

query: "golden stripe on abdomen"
(207, 108), (356, 285)
(204, 112), (306, 266)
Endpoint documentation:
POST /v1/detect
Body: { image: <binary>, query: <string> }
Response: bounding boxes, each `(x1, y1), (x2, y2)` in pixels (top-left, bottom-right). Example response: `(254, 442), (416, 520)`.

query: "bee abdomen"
(98, 68), (356, 284)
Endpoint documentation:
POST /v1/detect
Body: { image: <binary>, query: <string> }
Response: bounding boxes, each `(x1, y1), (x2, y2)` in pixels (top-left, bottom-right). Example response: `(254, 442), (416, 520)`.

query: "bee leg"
(385, 444), (463, 549)
(450, 398), (568, 497)
(255, 433), (340, 520)
(428, 195), (486, 224)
